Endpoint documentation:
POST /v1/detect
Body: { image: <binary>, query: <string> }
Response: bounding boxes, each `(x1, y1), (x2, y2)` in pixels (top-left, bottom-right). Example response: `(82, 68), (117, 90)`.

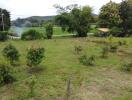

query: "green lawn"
(0, 37), (132, 100)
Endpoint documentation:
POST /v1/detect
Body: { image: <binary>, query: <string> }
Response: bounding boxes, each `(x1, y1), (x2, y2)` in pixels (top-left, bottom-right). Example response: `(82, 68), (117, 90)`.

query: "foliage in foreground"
(45, 22), (53, 39)
(0, 64), (15, 86)
(2, 44), (20, 65)
(27, 46), (45, 67)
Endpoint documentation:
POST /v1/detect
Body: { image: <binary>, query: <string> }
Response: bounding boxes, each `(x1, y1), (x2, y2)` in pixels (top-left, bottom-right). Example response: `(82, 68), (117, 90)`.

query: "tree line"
(0, 0), (132, 37)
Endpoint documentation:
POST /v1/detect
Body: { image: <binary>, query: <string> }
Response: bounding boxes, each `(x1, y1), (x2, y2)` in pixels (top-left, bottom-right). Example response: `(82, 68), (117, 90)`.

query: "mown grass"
(0, 37), (132, 100)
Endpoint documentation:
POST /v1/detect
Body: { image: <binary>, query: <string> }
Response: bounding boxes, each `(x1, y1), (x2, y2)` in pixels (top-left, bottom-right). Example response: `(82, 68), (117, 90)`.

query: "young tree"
(45, 22), (53, 39)
(55, 5), (93, 37)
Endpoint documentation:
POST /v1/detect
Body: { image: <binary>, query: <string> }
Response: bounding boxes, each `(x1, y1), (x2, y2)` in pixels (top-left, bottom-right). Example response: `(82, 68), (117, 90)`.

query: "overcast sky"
(0, 0), (122, 20)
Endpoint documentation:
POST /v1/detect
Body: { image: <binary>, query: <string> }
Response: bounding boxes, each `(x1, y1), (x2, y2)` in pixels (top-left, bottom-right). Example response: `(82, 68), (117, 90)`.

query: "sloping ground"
(0, 37), (131, 100)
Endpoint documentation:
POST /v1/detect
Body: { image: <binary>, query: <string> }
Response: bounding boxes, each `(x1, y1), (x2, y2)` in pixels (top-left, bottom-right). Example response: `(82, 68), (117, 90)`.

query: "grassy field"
(0, 37), (132, 100)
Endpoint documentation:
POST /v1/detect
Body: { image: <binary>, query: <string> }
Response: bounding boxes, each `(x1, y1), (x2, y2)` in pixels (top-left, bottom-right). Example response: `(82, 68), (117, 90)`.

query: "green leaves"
(55, 5), (93, 37)
(27, 46), (45, 67)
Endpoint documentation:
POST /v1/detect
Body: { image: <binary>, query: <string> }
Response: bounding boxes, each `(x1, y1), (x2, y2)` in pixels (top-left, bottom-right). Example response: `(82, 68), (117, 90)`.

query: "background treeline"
(0, 0), (132, 37)
(11, 16), (55, 27)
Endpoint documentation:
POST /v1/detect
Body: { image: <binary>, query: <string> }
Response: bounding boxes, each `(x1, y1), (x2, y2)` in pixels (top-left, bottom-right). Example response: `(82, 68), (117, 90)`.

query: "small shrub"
(74, 45), (83, 54)
(0, 31), (8, 41)
(109, 44), (118, 52)
(0, 64), (15, 85)
(101, 46), (109, 58)
(2, 44), (20, 65)
(122, 62), (132, 72)
(79, 55), (95, 66)
(45, 22), (53, 39)
(27, 46), (45, 67)
(21, 29), (43, 40)
(118, 40), (127, 46)
(26, 76), (36, 97)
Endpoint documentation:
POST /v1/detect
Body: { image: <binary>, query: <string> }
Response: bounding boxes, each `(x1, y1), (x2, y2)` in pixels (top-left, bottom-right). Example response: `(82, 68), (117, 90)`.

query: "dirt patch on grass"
(73, 68), (132, 100)
(86, 39), (112, 46)
(28, 66), (46, 74)
(117, 49), (132, 58)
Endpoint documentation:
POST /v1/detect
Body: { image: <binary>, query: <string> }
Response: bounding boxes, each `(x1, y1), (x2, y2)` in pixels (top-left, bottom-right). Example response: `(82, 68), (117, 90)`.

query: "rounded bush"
(0, 31), (8, 41)
(21, 29), (43, 40)
(27, 46), (45, 67)
(2, 44), (20, 65)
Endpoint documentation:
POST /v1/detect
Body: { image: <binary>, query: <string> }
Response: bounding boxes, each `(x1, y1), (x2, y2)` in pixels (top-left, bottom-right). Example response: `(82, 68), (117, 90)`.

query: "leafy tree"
(45, 22), (53, 39)
(2, 44), (20, 65)
(55, 5), (93, 37)
(0, 8), (11, 31)
(99, 1), (122, 28)
(120, 0), (132, 36)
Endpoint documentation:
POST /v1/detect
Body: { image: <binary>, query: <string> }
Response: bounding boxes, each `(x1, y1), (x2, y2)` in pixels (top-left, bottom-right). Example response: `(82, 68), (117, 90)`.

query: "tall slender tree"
(0, 8), (11, 31)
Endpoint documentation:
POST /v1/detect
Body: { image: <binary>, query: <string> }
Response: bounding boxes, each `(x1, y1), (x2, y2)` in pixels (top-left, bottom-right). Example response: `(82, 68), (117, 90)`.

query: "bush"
(74, 45), (83, 54)
(118, 40), (127, 46)
(101, 46), (109, 58)
(2, 44), (20, 65)
(79, 55), (95, 66)
(0, 31), (8, 41)
(27, 46), (45, 67)
(109, 44), (118, 52)
(122, 62), (132, 72)
(21, 29), (43, 40)
(0, 64), (15, 85)
(45, 22), (53, 39)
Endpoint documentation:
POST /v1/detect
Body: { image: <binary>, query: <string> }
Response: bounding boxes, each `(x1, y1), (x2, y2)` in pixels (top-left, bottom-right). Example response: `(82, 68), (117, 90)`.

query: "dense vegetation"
(21, 29), (43, 40)
(55, 4), (93, 37)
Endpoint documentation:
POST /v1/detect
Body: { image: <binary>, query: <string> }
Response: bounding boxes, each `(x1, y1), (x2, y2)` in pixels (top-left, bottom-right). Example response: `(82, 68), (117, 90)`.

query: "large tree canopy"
(99, 1), (122, 28)
(0, 8), (11, 31)
(120, 0), (132, 36)
(55, 5), (93, 37)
